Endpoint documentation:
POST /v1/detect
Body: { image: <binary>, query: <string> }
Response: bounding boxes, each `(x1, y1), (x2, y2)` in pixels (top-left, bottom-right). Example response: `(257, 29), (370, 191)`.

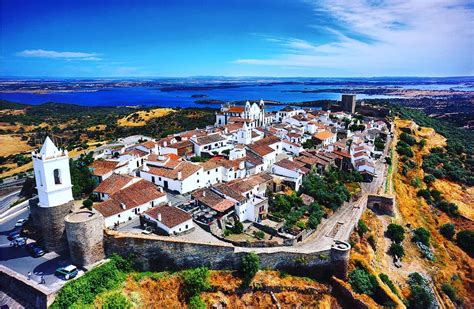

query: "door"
(164, 181), (168, 189)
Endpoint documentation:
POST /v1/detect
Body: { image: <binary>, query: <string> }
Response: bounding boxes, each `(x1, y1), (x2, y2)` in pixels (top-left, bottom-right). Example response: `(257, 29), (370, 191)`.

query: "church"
(215, 100), (272, 128)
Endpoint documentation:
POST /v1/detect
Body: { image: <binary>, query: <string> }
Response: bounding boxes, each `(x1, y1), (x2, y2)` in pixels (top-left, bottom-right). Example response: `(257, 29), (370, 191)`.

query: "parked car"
(55, 265), (79, 280)
(11, 237), (27, 247)
(25, 243), (45, 258)
(7, 231), (20, 241)
(15, 218), (27, 227)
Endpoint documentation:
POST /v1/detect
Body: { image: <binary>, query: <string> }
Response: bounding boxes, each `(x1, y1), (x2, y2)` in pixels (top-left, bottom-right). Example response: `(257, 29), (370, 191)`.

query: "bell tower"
(30, 136), (74, 253)
(33, 136), (73, 207)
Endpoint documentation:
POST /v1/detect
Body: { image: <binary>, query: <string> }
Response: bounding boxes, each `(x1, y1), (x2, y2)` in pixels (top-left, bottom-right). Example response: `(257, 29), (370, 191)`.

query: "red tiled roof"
(89, 160), (120, 176)
(192, 189), (235, 212)
(94, 173), (135, 195)
(227, 106), (245, 113)
(94, 180), (166, 218)
(274, 159), (305, 172)
(248, 144), (274, 157)
(145, 161), (201, 180)
(144, 204), (192, 228)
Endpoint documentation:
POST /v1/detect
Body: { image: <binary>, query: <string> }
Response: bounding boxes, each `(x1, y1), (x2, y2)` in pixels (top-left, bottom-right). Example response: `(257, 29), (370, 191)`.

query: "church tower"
(33, 136), (73, 207)
(30, 137), (74, 253)
(237, 122), (252, 145)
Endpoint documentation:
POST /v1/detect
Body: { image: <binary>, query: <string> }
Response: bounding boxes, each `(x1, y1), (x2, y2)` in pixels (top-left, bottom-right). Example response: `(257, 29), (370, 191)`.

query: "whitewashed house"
(143, 204), (194, 235)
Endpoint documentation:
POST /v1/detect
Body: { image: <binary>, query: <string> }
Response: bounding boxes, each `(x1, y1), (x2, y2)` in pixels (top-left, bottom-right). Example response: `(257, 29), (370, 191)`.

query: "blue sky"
(1, 0), (473, 77)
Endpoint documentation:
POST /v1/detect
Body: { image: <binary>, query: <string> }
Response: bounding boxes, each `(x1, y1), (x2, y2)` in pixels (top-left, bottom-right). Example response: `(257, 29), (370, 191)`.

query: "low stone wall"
(104, 231), (350, 279)
(330, 276), (370, 309)
(0, 266), (56, 309)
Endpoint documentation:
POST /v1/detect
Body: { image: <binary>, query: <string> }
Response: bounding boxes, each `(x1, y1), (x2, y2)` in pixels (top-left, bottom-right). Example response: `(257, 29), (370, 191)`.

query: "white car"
(15, 218), (27, 227)
(142, 226), (153, 235)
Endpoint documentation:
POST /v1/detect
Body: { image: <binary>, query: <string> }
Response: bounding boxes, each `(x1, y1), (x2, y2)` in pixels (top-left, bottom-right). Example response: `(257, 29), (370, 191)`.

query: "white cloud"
(17, 49), (101, 61)
(235, 0), (474, 76)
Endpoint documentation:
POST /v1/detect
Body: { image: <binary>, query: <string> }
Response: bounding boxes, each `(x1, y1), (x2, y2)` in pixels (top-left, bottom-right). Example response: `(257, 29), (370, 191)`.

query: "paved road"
(0, 190), (21, 213)
(0, 209), (72, 291)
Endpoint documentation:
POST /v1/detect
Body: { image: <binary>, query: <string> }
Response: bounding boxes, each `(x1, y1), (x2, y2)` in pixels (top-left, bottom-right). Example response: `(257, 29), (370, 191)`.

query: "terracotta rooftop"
(144, 204), (191, 228)
(94, 173), (135, 195)
(89, 160), (120, 176)
(140, 140), (157, 149)
(145, 161), (202, 180)
(193, 133), (226, 146)
(192, 189), (235, 212)
(227, 106), (245, 113)
(248, 144), (274, 157)
(274, 158), (305, 172)
(213, 183), (247, 202)
(313, 131), (335, 140)
(94, 180), (166, 218)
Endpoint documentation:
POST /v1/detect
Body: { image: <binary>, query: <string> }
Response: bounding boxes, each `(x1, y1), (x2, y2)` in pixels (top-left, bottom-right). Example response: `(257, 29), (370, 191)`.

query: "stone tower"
(65, 210), (105, 268)
(30, 137), (74, 252)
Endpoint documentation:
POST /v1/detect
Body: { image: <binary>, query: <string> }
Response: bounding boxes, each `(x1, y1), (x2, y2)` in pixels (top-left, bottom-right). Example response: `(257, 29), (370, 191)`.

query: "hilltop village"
(87, 95), (390, 237)
(1, 95), (396, 307)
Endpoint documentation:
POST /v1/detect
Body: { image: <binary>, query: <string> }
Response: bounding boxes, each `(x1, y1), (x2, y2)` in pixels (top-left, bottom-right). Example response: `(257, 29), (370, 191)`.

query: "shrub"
(348, 268), (378, 296)
(439, 223), (455, 239)
(388, 243), (405, 257)
(412, 227), (431, 246)
(456, 230), (474, 256)
(416, 189), (432, 204)
(240, 252), (260, 287)
(232, 220), (244, 234)
(436, 200), (459, 217)
(367, 234), (376, 250)
(357, 220), (369, 237)
(423, 174), (435, 185)
(253, 230), (265, 240)
(82, 199), (93, 209)
(386, 224), (405, 243)
(188, 295), (206, 309)
(101, 292), (132, 309)
(441, 283), (457, 302)
(379, 273), (398, 296)
(181, 267), (211, 298)
(407, 273), (434, 309)
(400, 132), (416, 146)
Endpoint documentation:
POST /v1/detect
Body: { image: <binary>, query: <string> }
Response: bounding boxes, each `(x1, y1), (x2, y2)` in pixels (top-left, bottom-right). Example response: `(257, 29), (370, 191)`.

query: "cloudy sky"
(1, 0), (473, 77)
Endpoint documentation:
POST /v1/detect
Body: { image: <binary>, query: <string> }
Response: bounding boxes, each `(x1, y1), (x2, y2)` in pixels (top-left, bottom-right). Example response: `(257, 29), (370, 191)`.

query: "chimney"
(157, 213), (161, 221)
(158, 186), (163, 193)
(163, 141), (168, 147)
(203, 190), (206, 197)
(177, 171), (182, 180)
(168, 201), (172, 206)
(158, 155), (165, 161)
(120, 202), (126, 210)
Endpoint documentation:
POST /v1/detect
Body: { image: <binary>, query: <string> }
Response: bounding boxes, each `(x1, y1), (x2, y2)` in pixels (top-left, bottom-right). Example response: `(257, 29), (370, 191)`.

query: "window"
(152, 176), (155, 183)
(197, 180), (200, 183)
(53, 169), (61, 184)
(186, 225), (188, 229)
(207, 171), (210, 175)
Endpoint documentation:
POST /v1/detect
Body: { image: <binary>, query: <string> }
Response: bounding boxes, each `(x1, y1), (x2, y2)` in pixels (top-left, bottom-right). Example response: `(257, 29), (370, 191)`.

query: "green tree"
(423, 174), (435, 185)
(439, 223), (455, 239)
(441, 283), (457, 302)
(456, 230), (474, 256)
(348, 268), (378, 296)
(388, 243), (405, 257)
(101, 292), (132, 309)
(188, 295), (206, 309)
(412, 227), (431, 246)
(181, 267), (211, 298)
(240, 252), (260, 287)
(82, 199), (93, 210)
(357, 220), (369, 237)
(232, 220), (244, 234)
(386, 224), (405, 243)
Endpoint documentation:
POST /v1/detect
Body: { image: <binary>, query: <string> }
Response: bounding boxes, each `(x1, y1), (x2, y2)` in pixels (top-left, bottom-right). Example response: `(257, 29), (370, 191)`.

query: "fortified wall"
(105, 231), (351, 279)
(367, 194), (395, 216)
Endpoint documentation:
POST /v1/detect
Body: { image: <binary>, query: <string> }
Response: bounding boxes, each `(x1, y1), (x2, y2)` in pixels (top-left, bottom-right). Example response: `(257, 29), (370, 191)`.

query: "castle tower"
(30, 137), (74, 252)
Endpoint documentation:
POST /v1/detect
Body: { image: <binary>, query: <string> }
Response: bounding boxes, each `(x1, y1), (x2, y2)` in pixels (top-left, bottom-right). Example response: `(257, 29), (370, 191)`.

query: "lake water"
(0, 80), (469, 110)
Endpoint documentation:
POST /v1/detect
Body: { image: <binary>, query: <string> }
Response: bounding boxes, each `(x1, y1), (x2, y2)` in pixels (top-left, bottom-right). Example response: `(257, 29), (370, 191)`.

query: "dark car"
(25, 243), (45, 258)
(7, 231), (20, 241)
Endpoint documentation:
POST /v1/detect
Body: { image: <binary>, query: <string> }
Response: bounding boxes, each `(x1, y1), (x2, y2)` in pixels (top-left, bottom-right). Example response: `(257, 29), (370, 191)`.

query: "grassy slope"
(348, 118), (473, 308)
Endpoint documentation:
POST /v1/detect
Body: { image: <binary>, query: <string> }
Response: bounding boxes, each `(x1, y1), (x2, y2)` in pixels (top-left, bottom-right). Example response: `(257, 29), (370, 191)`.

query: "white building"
(94, 179), (167, 228)
(143, 204), (194, 235)
(32, 137), (73, 207)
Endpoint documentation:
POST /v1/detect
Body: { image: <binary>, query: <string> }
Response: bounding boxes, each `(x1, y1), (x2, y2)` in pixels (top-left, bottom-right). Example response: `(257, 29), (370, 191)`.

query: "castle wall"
(104, 231), (351, 279)
(367, 194), (395, 216)
(65, 211), (105, 268)
(29, 198), (73, 253)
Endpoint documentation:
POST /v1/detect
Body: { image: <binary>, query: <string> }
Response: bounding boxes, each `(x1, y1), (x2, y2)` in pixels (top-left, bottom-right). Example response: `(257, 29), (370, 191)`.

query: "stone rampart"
(104, 231), (351, 279)
(367, 194), (395, 216)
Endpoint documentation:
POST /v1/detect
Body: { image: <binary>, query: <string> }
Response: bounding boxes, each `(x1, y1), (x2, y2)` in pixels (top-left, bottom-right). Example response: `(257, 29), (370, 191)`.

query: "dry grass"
(117, 108), (175, 127)
(87, 124), (107, 131)
(0, 135), (32, 157)
(432, 179), (474, 221)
